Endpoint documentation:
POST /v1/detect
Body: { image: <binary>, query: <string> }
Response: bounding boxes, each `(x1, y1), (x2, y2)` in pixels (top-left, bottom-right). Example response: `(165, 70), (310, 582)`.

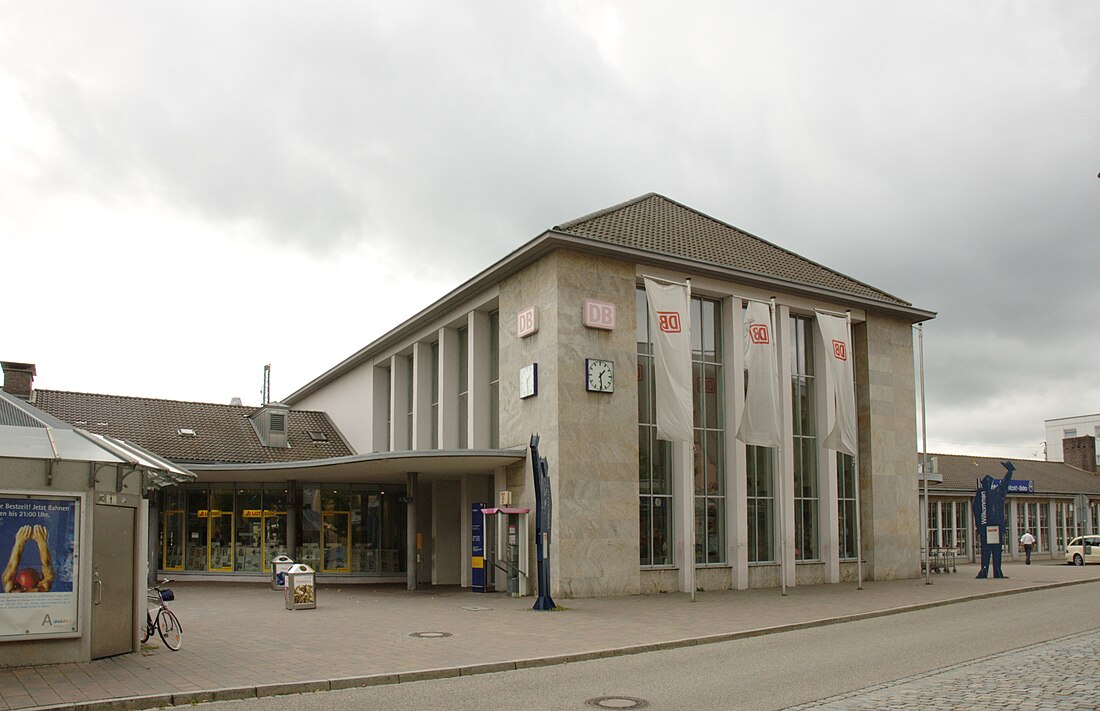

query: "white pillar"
(438, 327), (461, 449)
(412, 342), (434, 450)
(390, 355), (411, 451)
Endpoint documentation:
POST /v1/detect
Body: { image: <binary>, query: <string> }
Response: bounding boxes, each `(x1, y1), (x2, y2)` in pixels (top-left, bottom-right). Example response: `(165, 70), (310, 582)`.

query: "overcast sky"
(2, 2), (1098, 460)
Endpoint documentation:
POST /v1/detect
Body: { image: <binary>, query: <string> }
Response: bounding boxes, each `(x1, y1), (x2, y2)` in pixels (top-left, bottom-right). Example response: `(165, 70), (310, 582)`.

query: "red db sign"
(657, 311), (681, 333)
(583, 300), (617, 330)
(749, 324), (770, 345)
(832, 340), (847, 361)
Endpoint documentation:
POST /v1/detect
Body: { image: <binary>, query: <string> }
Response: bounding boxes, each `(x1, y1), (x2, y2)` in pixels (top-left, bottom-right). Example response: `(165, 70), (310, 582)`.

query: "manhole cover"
(585, 696), (649, 709)
(461, 605), (494, 611)
(409, 631), (453, 638)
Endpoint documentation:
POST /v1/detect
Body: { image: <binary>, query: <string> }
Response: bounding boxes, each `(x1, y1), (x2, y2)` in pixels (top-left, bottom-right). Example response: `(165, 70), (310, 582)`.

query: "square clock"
(519, 363), (538, 399)
(585, 358), (614, 393)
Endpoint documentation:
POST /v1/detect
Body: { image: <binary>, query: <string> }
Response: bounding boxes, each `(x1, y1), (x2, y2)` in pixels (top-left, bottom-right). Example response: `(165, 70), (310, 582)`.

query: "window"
(489, 311), (500, 448)
(637, 288), (672, 566)
(746, 446), (774, 562)
(790, 315), (818, 561)
(837, 452), (857, 559)
(430, 342), (440, 448)
(458, 326), (469, 449)
(406, 355), (414, 450)
(382, 365), (392, 451)
(692, 298), (725, 564)
(1064, 429), (1077, 438)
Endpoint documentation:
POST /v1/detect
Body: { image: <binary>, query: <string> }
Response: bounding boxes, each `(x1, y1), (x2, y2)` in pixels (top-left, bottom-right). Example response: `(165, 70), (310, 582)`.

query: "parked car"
(1065, 535), (1100, 565)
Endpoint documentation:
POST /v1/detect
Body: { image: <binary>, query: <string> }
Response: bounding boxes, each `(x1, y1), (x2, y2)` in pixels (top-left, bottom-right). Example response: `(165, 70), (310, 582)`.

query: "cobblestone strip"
(788, 627), (1100, 710)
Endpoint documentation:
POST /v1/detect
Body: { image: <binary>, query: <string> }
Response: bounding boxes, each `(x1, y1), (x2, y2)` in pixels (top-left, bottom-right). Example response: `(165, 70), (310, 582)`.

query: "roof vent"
(308, 430), (328, 442)
(249, 402), (290, 448)
(178, 428), (197, 438)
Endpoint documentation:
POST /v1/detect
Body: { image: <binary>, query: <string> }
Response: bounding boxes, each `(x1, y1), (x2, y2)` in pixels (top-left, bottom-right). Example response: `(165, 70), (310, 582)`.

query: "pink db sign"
(517, 307), (538, 338)
(583, 300), (617, 330)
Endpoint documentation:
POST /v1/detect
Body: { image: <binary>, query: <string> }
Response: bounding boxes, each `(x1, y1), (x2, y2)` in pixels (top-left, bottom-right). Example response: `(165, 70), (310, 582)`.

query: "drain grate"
(461, 605), (494, 611)
(585, 696), (649, 709)
(409, 631), (453, 639)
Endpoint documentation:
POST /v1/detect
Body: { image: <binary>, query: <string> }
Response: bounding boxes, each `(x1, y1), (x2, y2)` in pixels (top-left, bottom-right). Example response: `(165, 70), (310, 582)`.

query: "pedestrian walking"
(1020, 530), (1036, 565)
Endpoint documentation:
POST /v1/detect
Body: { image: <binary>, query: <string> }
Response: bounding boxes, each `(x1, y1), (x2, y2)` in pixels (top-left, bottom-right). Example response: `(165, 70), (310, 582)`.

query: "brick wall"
(1063, 436), (1097, 473)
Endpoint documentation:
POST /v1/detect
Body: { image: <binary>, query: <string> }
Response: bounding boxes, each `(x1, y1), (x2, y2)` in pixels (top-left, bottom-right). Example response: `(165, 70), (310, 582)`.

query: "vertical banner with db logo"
(0, 494), (81, 640)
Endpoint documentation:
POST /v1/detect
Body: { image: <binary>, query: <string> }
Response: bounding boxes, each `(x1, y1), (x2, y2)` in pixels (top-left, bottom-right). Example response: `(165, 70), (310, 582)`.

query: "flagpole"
(847, 311), (863, 591)
(772, 297), (787, 597)
(918, 323), (931, 586)
(685, 278), (695, 602)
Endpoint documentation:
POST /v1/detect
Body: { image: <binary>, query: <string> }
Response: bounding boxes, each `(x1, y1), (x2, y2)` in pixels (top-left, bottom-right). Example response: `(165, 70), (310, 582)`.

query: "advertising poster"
(0, 495), (80, 639)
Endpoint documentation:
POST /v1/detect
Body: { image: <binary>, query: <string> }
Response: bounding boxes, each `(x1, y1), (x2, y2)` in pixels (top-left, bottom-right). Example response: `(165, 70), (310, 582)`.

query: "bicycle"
(141, 579), (182, 651)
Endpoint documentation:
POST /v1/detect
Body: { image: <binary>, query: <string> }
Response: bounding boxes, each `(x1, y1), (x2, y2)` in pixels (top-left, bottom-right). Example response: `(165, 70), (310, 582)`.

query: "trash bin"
(271, 555), (295, 590)
(284, 564), (316, 610)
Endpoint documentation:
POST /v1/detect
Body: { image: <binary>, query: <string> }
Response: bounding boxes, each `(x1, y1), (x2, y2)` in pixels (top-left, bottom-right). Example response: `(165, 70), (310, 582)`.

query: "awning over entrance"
(185, 447), (528, 483)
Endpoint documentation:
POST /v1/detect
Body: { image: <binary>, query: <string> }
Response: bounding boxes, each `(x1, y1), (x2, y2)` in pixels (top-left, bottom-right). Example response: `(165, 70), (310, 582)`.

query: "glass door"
(321, 511), (350, 573)
(161, 509), (185, 570)
(208, 489), (234, 571)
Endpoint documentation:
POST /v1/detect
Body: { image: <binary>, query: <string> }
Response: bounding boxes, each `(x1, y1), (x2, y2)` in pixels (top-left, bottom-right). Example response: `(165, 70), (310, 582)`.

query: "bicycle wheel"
(157, 609), (183, 650)
(140, 612), (152, 643)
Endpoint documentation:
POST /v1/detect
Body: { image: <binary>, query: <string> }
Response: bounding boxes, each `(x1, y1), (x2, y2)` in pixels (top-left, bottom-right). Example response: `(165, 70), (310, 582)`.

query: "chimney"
(1, 362), (36, 400)
(1063, 435), (1097, 473)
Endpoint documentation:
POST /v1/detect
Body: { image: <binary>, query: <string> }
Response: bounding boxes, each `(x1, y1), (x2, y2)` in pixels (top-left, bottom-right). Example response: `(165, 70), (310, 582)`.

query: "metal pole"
(772, 298), (786, 596)
(686, 278), (695, 603)
(847, 312), (863, 591)
(918, 324), (931, 585)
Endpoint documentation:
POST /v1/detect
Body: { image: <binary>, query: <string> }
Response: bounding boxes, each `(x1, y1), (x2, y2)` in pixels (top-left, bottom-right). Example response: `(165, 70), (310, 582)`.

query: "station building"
(922, 448), (1100, 566)
(9, 193), (938, 597)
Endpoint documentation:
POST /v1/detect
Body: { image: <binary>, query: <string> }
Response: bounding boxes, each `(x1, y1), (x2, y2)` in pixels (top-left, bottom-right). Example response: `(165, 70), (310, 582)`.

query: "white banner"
(736, 300), (782, 448)
(815, 312), (858, 456)
(643, 277), (694, 442)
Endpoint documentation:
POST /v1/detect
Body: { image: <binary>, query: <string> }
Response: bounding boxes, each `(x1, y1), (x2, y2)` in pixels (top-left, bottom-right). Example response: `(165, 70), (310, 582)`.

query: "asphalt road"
(191, 584), (1100, 710)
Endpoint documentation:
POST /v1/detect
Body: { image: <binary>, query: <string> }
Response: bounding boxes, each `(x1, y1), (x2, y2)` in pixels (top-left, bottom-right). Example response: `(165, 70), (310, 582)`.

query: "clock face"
(585, 358), (614, 393)
(519, 363), (538, 399)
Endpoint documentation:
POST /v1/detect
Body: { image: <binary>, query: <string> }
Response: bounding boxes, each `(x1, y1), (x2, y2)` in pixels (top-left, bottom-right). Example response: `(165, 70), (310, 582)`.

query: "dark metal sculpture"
(972, 461), (1014, 579)
(530, 433), (556, 610)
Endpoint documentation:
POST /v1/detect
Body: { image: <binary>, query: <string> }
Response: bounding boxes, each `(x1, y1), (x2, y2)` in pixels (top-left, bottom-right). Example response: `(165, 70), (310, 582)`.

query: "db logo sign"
(749, 324), (770, 345)
(657, 311), (681, 333)
(583, 300), (617, 330)
(832, 340), (847, 361)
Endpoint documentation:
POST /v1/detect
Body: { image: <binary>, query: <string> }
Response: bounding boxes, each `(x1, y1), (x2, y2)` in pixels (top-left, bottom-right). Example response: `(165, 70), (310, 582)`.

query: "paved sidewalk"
(2, 561), (1099, 710)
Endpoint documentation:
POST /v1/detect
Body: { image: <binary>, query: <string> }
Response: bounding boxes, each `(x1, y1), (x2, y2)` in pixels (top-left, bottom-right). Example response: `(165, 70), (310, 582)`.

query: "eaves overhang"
(185, 447), (528, 484)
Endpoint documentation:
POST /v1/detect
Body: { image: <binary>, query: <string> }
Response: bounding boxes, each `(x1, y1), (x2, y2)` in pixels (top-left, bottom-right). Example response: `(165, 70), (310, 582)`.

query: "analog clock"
(585, 358), (614, 393)
(519, 363), (538, 399)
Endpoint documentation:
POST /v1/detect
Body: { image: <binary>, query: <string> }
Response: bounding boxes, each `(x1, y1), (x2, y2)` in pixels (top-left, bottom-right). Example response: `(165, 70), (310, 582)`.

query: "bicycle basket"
(159, 589), (175, 601)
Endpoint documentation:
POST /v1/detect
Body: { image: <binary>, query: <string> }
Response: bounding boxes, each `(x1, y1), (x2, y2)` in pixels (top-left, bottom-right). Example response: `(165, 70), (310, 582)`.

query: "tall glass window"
(431, 342), (440, 448)
(746, 446), (774, 562)
(489, 311), (500, 448)
(1039, 504), (1050, 552)
(637, 288), (672, 566)
(790, 315), (818, 561)
(1092, 503), (1099, 535)
(406, 356), (414, 451)
(383, 365), (392, 451)
(837, 452), (857, 559)
(691, 298), (725, 564)
(458, 326), (469, 449)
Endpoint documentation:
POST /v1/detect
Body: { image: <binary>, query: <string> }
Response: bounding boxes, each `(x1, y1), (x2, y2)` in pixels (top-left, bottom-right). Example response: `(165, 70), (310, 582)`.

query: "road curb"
(42, 577), (1100, 711)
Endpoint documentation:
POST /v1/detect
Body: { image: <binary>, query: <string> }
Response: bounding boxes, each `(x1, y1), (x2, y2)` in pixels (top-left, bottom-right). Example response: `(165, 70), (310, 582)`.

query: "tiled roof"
(555, 193), (911, 307)
(929, 453), (1100, 496)
(30, 390), (353, 465)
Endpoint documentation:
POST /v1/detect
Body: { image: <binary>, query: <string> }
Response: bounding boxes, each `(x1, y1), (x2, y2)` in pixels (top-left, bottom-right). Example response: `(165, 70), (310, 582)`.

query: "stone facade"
(854, 312), (920, 580)
(499, 250), (640, 597)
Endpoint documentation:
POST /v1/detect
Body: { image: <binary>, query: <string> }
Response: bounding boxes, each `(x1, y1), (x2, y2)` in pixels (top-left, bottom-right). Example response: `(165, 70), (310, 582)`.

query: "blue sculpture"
(972, 461), (1014, 579)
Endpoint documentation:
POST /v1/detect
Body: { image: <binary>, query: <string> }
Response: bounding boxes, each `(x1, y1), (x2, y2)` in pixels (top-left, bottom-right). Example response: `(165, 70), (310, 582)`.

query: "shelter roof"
(929, 453), (1100, 496)
(30, 390), (353, 466)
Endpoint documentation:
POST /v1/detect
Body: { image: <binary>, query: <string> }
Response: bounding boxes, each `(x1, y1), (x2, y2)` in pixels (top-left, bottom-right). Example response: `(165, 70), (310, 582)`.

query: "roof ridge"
(37, 389), (258, 410)
(555, 193), (912, 307)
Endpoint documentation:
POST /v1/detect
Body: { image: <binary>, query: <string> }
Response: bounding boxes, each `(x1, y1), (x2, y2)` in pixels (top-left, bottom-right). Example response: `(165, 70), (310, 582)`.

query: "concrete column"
(725, 296), (748, 589)
(406, 472), (418, 591)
